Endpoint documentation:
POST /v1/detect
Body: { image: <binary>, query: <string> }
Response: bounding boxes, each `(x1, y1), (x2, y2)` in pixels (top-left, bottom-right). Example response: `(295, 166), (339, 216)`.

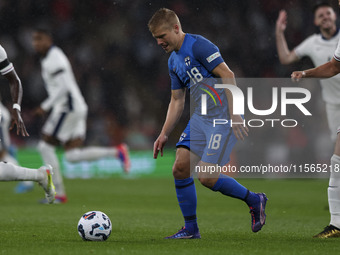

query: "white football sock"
(38, 140), (65, 196)
(65, 147), (117, 163)
(0, 161), (44, 181)
(328, 154), (340, 228)
(2, 153), (34, 187)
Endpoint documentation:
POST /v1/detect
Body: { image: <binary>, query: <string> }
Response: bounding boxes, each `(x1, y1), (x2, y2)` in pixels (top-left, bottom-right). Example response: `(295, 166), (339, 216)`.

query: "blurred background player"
(0, 43), (55, 203)
(149, 8), (267, 239)
(276, 2), (340, 142)
(291, 0), (340, 237)
(31, 28), (130, 203)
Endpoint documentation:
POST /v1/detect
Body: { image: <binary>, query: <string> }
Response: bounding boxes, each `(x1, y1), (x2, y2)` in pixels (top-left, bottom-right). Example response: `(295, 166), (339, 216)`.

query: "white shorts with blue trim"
(42, 108), (87, 143)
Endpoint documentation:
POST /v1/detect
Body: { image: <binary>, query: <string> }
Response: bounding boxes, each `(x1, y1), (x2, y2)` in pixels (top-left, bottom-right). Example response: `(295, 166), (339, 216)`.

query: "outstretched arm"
(291, 58), (340, 81)
(275, 10), (299, 65)
(3, 69), (29, 136)
(153, 88), (186, 159)
(291, 1), (340, 80)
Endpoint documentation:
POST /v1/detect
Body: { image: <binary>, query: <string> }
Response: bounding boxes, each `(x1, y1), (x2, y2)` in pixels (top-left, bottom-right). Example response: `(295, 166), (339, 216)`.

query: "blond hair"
(148, 8), (181, 33)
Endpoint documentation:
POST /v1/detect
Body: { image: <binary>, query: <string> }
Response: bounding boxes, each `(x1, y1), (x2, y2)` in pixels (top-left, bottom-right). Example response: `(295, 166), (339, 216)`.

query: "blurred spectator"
(0, 0), (334, 166)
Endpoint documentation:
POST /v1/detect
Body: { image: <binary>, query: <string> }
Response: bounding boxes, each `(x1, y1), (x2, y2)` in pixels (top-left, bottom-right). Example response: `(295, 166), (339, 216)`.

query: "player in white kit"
(0, 45), (55, 204)
(290, 1), (340, 238)
(276, 2), (340, 141)
(32, 28), (131, 203)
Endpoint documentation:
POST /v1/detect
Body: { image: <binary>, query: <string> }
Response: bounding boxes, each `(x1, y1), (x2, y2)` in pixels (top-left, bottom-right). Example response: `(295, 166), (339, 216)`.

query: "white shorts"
(325, 103), (340, 141)
(0, 103), (10, 151)
(42, 108), (87, 143)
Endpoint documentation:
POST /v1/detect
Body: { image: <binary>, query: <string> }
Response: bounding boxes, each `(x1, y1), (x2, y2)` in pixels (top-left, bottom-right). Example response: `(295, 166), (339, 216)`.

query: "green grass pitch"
(1, 178), (340, 255)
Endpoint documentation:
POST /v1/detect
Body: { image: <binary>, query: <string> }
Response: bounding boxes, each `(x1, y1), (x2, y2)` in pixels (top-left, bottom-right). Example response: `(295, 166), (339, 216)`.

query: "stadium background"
(0, 0), (337, 177)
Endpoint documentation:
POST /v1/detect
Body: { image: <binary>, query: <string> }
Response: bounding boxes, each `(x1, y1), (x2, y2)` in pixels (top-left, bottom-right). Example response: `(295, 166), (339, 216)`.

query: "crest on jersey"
(185, 56), (190, 66)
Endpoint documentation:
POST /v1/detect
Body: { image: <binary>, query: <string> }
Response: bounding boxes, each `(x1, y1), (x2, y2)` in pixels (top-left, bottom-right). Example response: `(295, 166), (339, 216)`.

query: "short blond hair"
(148, 8), (181, 33)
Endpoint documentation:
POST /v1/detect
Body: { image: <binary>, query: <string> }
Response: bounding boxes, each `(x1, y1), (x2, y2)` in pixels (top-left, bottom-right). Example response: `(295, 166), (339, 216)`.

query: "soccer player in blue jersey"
(148, 8), (268, 239)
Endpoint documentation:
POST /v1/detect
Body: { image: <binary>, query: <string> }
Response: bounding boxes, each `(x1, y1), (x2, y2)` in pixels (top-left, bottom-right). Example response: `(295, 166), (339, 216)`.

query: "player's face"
(152, 24), (180, 53)
(32, 32), (52, 55)
(314, 7), (336, 30)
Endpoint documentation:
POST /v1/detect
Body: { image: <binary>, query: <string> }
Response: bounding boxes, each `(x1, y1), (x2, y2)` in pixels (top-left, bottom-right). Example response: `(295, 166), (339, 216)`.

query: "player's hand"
(291, 71), (305, 82)
(276, 10), (287, 33)
(34, 106), (46, 117)
(10, 110), (29, 137)
(231, 115), (248, 140)
(153, 134), (168, 159)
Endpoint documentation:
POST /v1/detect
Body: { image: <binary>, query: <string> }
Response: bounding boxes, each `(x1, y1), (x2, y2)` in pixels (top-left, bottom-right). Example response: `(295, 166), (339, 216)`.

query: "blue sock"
(175, 178), (199, 234)
(211, 174), (249, 200)
(244, 191), (260, 208)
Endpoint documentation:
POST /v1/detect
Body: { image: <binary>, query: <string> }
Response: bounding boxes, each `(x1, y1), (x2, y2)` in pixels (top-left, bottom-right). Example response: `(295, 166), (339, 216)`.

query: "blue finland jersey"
(168, 33), (229, 118)
(170, 34), (237, 165)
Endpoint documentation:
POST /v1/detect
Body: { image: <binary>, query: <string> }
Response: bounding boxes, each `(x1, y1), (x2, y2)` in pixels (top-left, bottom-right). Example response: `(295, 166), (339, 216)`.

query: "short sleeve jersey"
(168, 34), (228, 117)
(40, 46), (87, 112)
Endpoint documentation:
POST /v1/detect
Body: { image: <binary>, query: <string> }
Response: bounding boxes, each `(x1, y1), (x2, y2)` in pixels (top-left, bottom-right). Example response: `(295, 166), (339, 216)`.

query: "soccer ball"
(77, 211), (112, 241)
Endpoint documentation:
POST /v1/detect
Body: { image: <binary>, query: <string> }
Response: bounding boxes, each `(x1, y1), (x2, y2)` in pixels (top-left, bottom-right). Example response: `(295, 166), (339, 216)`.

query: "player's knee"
(198, 177), (215, 188)
(65, 149), (81, 163)
(172, 160), (190, 179)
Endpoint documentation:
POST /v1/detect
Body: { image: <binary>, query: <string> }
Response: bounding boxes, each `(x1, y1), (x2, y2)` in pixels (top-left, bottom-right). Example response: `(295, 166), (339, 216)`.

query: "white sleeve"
(294, 36), (314, 59)
(0, 45), (14, 75)
(334, 40), (340, 62)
